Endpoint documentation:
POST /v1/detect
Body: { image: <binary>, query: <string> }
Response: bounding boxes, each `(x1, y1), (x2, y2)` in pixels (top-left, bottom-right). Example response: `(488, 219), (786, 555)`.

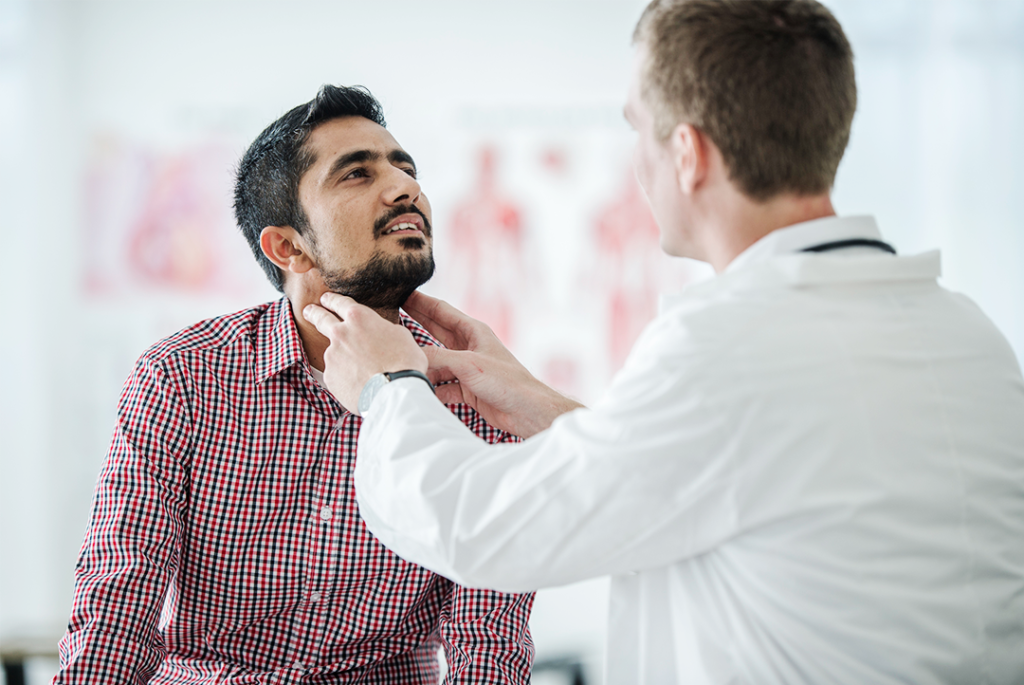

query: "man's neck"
(286, 289), (400, 372)
(702, 192), (836, 272)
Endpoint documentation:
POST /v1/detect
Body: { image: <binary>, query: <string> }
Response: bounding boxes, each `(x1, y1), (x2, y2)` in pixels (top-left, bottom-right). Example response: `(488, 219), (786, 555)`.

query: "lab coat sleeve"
(354, 328), (740, 593)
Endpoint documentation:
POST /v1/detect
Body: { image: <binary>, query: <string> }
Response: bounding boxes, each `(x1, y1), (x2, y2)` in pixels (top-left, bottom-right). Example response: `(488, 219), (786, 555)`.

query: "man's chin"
(340, 287), (421, 311)
(322, 251), (435, 311)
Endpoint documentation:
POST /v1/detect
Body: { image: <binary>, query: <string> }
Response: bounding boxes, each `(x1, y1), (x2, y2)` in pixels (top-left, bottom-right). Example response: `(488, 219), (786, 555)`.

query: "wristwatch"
(357, 370), (434, 415)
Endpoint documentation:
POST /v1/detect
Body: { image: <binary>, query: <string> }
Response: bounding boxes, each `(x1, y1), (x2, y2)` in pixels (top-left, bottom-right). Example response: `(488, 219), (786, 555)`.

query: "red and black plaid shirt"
(56, 298), (534, 684)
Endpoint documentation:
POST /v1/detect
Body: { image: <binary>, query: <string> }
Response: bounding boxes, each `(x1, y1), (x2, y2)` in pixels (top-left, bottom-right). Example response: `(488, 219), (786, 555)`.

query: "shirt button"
(292, 660), (304, 670)
(319, 505), (333, 521)
(309, 591), (321, 603)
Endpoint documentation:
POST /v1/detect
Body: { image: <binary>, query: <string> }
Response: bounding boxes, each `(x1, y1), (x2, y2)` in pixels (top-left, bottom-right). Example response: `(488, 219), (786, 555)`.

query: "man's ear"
(669, 123), (708, 195)
(259, 226), (316, 275)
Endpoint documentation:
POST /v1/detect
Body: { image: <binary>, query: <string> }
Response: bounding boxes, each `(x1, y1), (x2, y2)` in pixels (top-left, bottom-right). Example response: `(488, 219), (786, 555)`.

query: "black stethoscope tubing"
(801, 238), (897, 255)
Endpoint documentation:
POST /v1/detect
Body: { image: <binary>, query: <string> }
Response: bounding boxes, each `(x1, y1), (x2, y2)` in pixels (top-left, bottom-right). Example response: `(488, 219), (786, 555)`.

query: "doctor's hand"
(402, 291), (584, 438)
(303, 293), (427, 413)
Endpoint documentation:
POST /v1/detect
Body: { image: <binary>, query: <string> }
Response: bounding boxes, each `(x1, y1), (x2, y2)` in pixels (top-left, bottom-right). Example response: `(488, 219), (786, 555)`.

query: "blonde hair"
(634, 0), (856, 200)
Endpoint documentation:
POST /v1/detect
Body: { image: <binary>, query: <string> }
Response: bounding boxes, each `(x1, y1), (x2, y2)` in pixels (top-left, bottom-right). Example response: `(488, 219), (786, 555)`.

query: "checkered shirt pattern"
(56, 298), (534, 685)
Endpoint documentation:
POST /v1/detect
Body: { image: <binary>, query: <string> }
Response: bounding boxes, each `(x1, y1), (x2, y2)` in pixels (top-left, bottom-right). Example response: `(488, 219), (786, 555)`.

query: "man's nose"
(382, 166), (422, 205)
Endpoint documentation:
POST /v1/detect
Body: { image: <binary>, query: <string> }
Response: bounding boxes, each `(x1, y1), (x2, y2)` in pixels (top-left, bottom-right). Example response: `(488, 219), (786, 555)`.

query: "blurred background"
(0, 1), (1021, 683)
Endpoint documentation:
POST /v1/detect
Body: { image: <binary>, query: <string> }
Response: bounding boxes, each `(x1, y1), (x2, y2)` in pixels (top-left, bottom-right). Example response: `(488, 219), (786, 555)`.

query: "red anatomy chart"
(446, 144), (681, 383)
(447, 146), (526, 345)
(82, 135), (261, 299)
(125, 153), (221, 289)
(593, 168), (664, 371)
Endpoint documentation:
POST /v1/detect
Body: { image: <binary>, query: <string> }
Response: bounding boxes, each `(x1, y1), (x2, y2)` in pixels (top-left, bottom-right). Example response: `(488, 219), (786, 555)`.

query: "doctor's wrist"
(358, 369), (435, 416)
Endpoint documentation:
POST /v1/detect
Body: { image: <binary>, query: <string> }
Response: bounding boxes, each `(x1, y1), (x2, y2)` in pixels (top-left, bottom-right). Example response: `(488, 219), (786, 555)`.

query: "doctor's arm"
(304, 293), (738, 591)
(353, 356), (737, 592)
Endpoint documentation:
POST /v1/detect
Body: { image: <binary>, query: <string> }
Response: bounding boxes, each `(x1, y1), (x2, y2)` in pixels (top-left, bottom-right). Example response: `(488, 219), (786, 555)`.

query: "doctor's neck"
(697, 189), (836, 273)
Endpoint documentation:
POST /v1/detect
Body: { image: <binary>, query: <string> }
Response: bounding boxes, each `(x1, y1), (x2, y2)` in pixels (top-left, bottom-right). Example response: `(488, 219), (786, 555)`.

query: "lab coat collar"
(724, 215), (885, 274)
(662, 216), (942, 313)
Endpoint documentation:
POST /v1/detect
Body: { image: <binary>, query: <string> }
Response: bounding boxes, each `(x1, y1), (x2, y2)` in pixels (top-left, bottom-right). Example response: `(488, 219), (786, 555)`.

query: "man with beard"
(56, 85), (534, 685)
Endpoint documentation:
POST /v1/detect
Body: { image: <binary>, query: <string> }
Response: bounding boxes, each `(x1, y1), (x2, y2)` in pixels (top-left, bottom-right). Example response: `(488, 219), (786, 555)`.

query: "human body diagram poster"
(81, 120), (711, 404)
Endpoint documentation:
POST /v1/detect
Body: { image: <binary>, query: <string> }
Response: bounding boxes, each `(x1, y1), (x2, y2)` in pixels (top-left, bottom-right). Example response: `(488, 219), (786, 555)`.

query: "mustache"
(373, 205), (432, 239)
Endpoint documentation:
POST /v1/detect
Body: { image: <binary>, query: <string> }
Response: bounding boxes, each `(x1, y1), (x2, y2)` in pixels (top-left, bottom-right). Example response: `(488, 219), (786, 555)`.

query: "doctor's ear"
(259, 226), (316, 275)
(670, 123), (708, 195)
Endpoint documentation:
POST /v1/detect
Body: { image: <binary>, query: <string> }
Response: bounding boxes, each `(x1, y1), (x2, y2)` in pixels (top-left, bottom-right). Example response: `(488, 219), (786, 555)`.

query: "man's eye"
(403, 167), (418, 179)
(343, 168), (369, 180)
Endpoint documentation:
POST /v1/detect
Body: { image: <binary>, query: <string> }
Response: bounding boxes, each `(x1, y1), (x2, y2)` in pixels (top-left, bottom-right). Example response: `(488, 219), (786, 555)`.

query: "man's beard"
(320, 248), (435, 310)
(311, 204), (435, 310)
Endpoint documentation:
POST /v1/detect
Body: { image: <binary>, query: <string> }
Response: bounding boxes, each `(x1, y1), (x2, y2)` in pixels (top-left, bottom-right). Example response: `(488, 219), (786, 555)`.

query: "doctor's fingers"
(303, 303), (373, 354)
(434, 380), (469, 406)
(302, 302), (344, 339)
(320, 292), (378, 323)
(403, 291), (486, 351)
(422, 346), (468, 384)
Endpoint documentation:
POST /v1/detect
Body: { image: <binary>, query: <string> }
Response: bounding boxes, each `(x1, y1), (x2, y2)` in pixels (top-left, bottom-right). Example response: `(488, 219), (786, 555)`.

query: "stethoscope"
(801, 238), (896, 255)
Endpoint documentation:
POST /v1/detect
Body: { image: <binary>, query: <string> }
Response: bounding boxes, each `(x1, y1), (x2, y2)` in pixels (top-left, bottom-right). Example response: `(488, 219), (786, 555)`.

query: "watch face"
(358, 373), (389, 415)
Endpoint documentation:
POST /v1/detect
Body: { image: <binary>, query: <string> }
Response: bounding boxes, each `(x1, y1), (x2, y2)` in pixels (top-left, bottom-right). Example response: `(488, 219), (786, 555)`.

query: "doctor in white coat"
(303, 0), (1024, 682)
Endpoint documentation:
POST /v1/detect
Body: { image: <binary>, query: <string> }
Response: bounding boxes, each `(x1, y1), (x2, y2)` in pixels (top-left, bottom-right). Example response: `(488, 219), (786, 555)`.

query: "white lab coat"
(355, 216), (1024, 684)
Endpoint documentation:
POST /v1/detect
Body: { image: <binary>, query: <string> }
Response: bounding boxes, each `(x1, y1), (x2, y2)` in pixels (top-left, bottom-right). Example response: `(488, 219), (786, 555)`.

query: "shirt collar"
(251, 297), (444, 387)
(253, 297), (308, 385)
(725, 215), (884, 274)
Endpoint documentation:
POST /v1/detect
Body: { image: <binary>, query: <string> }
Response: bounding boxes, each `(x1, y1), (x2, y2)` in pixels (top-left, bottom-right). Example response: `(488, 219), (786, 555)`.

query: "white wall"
(830, 0), (1024, 356)
(1, 1), (1022, 683)
(2, 0), (82, 653)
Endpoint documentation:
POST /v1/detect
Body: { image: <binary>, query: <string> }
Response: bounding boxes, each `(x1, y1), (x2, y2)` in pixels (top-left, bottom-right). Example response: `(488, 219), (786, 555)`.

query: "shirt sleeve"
(354, 328), (740, 593)
(437, 585), (535, 684)
(55, 355), (192, 684)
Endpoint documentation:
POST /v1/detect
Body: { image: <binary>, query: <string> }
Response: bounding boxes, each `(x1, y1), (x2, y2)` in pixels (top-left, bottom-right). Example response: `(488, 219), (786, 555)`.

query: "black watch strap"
(358, 369), (435, 415)
(384, 370), (435, 393)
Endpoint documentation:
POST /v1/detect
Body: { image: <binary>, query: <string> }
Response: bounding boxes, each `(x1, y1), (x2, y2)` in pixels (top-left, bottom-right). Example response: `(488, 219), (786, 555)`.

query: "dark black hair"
(233, 85), (387, 291)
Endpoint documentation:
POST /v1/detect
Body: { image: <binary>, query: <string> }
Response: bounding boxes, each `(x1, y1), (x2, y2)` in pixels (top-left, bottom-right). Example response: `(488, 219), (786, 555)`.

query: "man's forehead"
(306, 116), (405, 162)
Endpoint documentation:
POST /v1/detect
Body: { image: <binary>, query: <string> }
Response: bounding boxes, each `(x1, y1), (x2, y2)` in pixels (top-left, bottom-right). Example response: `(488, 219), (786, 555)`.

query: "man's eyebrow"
(326, 149), (381, 182)
(325, 149), (417, 182)
(388, 149), (416, 170)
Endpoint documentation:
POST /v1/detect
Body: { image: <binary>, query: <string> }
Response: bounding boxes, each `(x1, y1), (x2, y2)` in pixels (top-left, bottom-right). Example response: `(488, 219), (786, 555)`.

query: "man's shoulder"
(141, 299), (279, 366)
